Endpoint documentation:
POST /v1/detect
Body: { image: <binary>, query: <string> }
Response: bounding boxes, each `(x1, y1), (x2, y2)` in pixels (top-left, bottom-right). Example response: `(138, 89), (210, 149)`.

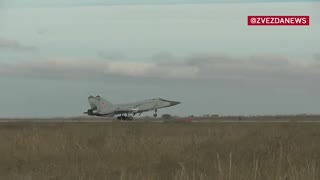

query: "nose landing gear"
(153, 109), (158, 117)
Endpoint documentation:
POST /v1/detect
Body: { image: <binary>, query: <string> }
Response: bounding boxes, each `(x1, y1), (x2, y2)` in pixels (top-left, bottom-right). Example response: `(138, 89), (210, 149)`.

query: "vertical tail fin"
(90, 96), (115, 113)
(88, 96), (98, 110)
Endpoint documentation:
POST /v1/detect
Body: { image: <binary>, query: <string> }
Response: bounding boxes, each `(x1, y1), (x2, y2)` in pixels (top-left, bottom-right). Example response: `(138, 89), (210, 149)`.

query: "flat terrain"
(1, 117), (320, 180)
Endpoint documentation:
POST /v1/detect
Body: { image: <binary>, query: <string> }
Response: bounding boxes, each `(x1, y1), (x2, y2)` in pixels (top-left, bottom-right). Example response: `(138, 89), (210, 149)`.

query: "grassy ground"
(0, 120), (320, 180)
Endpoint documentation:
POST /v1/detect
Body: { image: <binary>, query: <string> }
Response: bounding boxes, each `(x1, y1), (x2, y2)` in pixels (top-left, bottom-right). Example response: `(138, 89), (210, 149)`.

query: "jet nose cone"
(170, 101), (181, 106)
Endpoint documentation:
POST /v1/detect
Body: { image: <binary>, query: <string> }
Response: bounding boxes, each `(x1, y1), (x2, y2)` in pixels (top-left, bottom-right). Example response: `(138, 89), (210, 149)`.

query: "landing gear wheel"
(153, 109), (158, 117)
(117, 115), (133, 121)
(123, 113), (133, 121)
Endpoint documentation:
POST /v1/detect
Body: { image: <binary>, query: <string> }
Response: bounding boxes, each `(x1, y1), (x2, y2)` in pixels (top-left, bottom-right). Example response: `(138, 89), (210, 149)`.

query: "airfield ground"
(0, 116), (320, 180)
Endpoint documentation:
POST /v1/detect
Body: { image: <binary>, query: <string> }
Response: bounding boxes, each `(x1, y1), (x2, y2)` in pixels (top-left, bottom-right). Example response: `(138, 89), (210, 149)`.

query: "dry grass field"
(1, 118), (320, 180)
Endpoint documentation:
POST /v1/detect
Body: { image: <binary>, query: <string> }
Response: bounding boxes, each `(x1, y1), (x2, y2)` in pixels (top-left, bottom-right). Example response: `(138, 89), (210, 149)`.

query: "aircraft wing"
(114, 101), (156, 114)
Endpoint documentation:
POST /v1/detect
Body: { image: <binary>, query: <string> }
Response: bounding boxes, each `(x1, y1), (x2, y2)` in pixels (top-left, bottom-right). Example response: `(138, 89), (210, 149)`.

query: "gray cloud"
(0, 38), (36, 51)
(0, 54), (319, 83)
(151, 52), (175, 61)
(97, 51), (126, 60)
(314, 53), (320, 61)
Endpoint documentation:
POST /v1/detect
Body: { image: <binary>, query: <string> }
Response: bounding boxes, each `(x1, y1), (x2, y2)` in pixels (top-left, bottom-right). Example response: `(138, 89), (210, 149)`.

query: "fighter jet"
(84, 95), (181, 120)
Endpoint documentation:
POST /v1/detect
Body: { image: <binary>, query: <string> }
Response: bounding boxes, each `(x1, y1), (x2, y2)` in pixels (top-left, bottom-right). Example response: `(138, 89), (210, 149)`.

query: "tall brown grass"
(0, 120), (320, 179)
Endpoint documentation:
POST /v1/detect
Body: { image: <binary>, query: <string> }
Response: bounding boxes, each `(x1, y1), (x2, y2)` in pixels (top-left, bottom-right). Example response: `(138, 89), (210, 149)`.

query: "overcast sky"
(0, 0), (319, 118)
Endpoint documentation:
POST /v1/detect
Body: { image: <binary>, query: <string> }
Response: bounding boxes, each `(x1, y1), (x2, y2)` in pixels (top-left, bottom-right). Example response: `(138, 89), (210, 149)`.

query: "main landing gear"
(153, 109), (158, 117)
(117, 114), (133, 121)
